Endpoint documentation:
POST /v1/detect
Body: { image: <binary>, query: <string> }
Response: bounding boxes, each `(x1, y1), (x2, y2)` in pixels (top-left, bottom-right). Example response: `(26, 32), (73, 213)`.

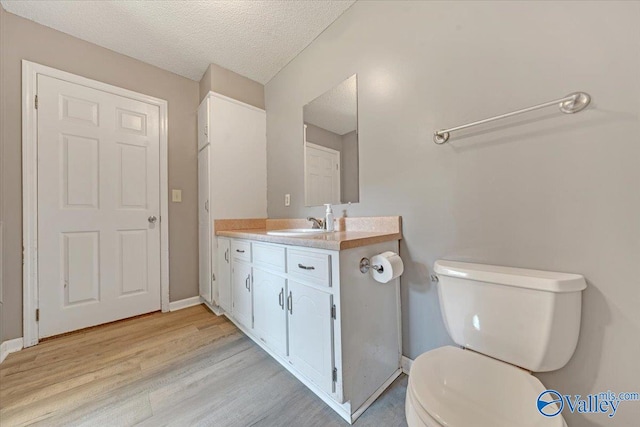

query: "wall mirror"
(303, 74), (359, 207)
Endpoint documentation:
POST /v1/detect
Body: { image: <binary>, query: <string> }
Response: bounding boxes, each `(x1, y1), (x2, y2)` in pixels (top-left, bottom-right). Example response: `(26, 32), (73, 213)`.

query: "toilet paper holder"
(359, 257), (384, 274)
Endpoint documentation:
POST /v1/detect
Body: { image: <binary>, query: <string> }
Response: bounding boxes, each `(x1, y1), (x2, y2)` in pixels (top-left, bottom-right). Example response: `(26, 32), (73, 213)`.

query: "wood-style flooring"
(0, 305), (407, 426)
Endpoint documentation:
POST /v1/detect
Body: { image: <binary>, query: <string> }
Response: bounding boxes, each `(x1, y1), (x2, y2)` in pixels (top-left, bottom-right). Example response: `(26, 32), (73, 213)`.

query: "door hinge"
(211, 273), (216, 282)
(36, 309), (40, 322)
(331, 304), (336, 320)
(35, 95), (38, 109)
(332, 367), (338, 382)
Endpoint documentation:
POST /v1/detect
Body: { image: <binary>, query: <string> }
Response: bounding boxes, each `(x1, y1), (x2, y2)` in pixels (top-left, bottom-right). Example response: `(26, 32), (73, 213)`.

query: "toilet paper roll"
(370, 251), (404, 283)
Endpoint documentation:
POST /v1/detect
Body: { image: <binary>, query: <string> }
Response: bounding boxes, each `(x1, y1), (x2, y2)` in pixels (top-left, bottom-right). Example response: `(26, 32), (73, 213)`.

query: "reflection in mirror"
(303, 74), (358, 207)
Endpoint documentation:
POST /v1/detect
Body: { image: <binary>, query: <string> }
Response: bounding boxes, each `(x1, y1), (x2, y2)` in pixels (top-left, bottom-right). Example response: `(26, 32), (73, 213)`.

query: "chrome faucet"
(307, 217), (325, 229)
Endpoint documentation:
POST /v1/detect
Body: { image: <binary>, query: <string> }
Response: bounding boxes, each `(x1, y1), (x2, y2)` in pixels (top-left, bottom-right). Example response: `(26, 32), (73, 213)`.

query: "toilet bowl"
(406, 346), (567, 427)
(406, 260), (585, 427)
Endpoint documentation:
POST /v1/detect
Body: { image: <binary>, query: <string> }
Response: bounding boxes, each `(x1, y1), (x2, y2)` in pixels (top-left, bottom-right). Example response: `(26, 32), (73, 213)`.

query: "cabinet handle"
(204, 200), (209, 212)
(224, 249), (229, 263)
(287, 291), (293, 314)
(278, 288), (284, 309)
(297, 263), (315, 271)
(245, 274), (251, 291)
(236, 249), (245, 253)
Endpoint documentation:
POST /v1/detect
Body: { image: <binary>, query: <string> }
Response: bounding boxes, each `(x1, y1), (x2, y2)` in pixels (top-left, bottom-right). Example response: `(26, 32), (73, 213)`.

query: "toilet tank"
(434, 260), (586, 372)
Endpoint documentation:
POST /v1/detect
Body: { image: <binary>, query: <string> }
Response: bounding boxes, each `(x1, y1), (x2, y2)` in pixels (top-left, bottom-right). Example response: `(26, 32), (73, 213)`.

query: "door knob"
(148, 216), (157, 224)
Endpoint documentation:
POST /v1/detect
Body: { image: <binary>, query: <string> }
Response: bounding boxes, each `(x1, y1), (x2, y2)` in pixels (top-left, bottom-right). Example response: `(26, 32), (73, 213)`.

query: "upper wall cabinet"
(197, 92), (267, 309)
(303, 74), (359, 207)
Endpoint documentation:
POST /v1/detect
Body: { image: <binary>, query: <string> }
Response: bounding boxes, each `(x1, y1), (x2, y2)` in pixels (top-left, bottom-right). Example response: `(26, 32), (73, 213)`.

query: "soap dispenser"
(324, 204), (335, 231)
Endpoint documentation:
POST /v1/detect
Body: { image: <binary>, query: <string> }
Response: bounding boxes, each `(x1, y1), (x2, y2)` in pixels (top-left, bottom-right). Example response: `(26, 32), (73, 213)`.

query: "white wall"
(265, 2), (640, 426)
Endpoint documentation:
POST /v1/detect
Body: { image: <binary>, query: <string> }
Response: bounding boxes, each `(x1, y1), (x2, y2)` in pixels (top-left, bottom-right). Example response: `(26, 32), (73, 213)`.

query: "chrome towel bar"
(433, 91), (591, 144)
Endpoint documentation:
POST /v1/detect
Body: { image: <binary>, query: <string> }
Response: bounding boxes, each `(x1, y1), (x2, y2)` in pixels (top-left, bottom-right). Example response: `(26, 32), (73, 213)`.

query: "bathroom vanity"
(212, 217), (403, 424)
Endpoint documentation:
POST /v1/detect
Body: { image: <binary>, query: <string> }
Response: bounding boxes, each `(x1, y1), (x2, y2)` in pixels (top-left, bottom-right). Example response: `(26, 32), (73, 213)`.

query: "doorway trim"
(22, 60), (170, 347)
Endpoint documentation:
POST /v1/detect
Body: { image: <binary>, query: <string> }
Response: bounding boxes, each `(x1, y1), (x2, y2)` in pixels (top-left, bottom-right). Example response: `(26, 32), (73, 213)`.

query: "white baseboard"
(351, 368), (403, 423)
(1, 337), (24, 364)
(168, 296), (203, 312)
(401, 355), (413, 375)
(202, 300), (225, 316)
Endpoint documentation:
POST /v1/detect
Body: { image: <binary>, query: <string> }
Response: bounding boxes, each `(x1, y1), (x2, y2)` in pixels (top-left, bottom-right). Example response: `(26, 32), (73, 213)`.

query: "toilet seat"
(407, 346), (566, 427)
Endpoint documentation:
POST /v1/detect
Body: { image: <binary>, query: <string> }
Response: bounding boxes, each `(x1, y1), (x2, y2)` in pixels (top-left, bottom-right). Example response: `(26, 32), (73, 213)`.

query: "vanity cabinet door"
(253, 268), (287, 356)
(232, 260), (253, 329)
(217, 238), (231, 312)
(198, 146), (212, 304)
(287, 280), (334, 394)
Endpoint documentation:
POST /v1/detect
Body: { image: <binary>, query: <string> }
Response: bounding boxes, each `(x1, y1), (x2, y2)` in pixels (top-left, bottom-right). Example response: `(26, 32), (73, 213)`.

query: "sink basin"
(266, 228), (330, 236)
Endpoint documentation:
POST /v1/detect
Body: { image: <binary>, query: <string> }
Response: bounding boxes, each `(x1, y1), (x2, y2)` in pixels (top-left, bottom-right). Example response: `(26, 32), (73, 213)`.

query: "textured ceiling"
(1, 0), (356, 83)
(304, 74), (357, 135)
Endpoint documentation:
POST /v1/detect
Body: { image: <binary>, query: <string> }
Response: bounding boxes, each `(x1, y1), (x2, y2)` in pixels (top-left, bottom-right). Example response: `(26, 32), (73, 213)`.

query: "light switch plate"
(172, 189), (182, 203)
(285, 194), (291, 207)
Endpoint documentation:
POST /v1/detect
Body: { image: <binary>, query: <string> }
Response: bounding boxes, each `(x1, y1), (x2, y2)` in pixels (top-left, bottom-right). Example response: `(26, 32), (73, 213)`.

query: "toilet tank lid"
(434, 260), (586, 293)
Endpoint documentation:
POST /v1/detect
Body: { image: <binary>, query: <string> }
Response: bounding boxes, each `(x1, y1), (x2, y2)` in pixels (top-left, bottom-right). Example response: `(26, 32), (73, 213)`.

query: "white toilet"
(406, 260), (586, 427)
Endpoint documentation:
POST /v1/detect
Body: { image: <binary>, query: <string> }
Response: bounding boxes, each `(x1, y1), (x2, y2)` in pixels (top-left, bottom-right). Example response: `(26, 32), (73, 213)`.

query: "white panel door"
(37, 75), (161, 338)
(210, 95), (267, 219)
(232, 260), (253, 329)
(198, 146), (212, 304)
(305, 142), (340, 206)
(287, 280), (334, 394)
(217, 238), (231, 311)
(253, 268), (287, 356)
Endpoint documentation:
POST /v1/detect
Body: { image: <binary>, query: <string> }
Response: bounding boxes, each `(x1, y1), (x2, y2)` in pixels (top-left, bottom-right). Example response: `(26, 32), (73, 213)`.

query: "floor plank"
(0, 305), (407, 426)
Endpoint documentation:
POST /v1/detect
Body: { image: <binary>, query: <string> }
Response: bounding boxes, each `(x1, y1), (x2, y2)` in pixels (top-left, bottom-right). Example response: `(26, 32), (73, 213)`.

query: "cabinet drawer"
(253, 243), (285, 272)
(231, 240), (251, 262)
(287, 249), (331, 287)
